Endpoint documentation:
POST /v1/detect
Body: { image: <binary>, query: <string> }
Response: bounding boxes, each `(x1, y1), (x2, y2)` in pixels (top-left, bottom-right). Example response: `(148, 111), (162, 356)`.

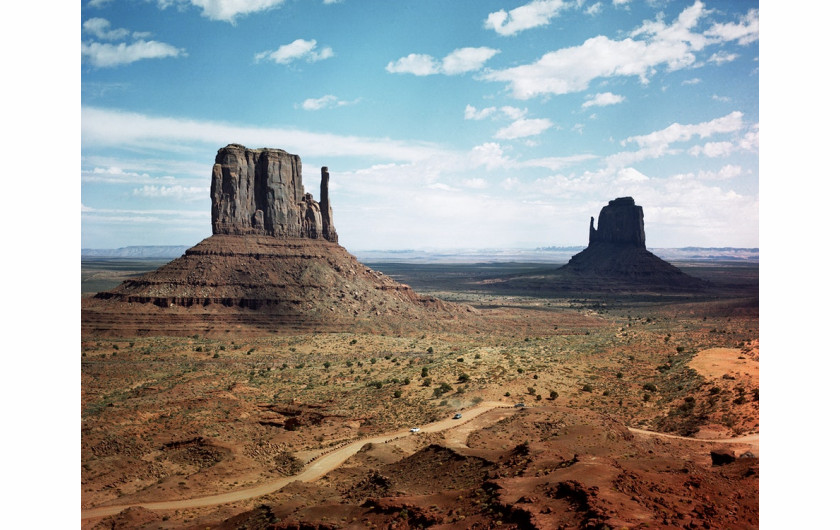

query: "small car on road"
(453, 413), (462, 419)
(410, 427), (420, 433)
(514, 403), (525, 408)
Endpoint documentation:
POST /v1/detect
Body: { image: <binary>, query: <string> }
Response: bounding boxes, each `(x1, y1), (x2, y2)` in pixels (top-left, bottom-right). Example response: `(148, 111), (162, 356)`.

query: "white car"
(409, 427), (420, 433)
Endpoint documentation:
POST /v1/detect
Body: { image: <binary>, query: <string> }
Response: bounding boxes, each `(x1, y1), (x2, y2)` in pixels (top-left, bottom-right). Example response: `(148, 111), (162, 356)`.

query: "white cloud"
(300, 95), (356, 111)
(688, 141), (735, 158)
(468, 142), (513, 170)
(624, 111), (744, 148)
(522, 154), (598, 171)
(462, 178), (488, 189)
(613, 0), (631, 5)
(385, 54), (438, 76)
(88, 0), (112, 7)
(157, 0), (287, 23)
(682, 77), (701, 85)
(582, 92), (625, 108)
(464, 104), (527, 121)
(255, 39), (333, 64)
(387, 47), (499, 76)
(82, 106), (451, 163)
(708, 51), (738, 65)
(494, 118), (554, 140)
(82, 40), (186, 68)
(484, 0), (569, 36)
(481, 1), (729, 99)
(132, 185), (208, 201)
(711, 94), (730, 102)
(441, 47), (500, 75)
(705, 8), (759, 45)
(585, 2), (602, 16)
(83, 18), (130, 40)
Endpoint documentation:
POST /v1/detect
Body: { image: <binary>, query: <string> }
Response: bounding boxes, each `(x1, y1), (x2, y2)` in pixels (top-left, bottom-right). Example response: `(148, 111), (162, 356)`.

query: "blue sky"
(81, 0), (759, 251)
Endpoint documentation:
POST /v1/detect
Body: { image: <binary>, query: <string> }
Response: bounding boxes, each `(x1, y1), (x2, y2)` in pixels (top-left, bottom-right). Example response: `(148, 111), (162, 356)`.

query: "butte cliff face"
(83, 145), (466, 336)
(211, 144), (338, 242)
(588, 197), (645, 248)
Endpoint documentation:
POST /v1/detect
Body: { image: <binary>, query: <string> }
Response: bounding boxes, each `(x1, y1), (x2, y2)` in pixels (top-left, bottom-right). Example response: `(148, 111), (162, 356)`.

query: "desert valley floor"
(81, 258), (758, 529)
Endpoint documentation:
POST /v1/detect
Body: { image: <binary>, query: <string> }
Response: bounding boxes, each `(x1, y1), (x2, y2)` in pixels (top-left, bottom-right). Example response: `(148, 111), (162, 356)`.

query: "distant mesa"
(486, 197), (707, 293)
(82, 144), (466, 337)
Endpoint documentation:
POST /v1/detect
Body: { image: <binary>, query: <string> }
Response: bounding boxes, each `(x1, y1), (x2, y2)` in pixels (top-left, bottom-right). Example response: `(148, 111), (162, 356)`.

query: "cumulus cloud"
(585, 2), (602, 16)
(255, 39), (333, 64)
(83, 18), (130, 40)
(484, 0), (569, 36)
(705, 8), (759, 45)
(682, 77), (701, 85)
(482, 1), (755, 99)
(300, 95), (357, 111)
(688, 141), (735, 158)
(708, 51), (738, 65)
(156, 0), (288, 23)
(441, 47), (501, 75)
(82, 40), (185, 68)
(582, 92), (625, 108)
(623, 111), (744, 149)
(81, 18), (185, 68)
(386, 47), (499, 76)
(464, 105), (527, 121)
(494, 118), (554, 140)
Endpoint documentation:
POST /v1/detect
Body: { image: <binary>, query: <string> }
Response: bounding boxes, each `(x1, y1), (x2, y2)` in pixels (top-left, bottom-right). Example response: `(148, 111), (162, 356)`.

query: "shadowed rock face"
(588, 196), (645, 248)
(211, 144), (338, 243)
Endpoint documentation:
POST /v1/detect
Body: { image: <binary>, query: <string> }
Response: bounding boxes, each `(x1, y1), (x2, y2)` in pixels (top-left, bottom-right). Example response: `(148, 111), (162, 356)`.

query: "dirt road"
(81, 401), (510, 520)
(82, 405), (758, 520)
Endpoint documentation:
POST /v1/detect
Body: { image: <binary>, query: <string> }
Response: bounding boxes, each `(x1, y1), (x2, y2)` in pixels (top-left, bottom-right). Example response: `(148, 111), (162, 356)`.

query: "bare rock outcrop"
(588, 196), (645, 247)
(211, 144), (337, 242)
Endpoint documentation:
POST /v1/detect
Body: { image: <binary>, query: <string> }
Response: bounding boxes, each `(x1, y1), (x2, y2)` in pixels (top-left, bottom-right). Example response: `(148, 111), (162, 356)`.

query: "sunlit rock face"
(211, 144), (338, 243)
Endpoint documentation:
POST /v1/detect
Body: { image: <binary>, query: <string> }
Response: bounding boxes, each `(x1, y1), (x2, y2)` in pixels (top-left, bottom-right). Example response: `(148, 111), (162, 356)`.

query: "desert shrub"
(403, 377), (410, 385)
(603, 390), (610, 396)
(458, 373), (470, 383)
(533, 374), (539, 380)
(471, 396), (483, 404)
(474, 353), (481, 359)
(676, 346), (685, 353)
(212, 353), (220, 359)
(457, 357), (464, 363)
(549, 390), (559, 400)
(323, 361), (331, 369)
(527, 387), (536, 395)
(582, 384), (593, 393)
(350, 339), (357, 345)
(195, 346), (203, 352)
(504, 392), (511, 397)
(422, 378), (431, 387)
(536, 394), (542, 401)
(752, 389), (759, 401)
(616, 372), (623, 379)
(421, 367), (429, 378)
(427, 347), (434, 354)
(517, 368), (524, 374)
(643, 393), (651, 402)
(643, 383), (657, 392)
(733, 396), (746, 405)
(709, 386), (721, 395)
(393, 390), (402, 398)
(456, 386), (465, 394)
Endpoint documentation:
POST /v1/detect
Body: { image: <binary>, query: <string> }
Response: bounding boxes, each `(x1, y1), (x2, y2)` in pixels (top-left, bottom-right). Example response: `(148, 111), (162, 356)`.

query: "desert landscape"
(81, 145), (758, 529)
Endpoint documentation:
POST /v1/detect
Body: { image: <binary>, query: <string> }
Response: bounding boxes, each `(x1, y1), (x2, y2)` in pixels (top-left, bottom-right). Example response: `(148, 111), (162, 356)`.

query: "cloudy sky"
(81, 0), (758, 251)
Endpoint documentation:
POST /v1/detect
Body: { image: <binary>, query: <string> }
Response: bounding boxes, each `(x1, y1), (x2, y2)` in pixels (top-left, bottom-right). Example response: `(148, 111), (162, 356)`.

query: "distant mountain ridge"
(82, 246), (191, 259)
(82, 245), (758, 262)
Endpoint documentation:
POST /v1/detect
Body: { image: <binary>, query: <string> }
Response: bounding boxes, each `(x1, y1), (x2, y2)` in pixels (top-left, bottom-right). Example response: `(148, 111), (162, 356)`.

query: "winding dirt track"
(81, 401), (509, 520)
(82, 404), (759, 520)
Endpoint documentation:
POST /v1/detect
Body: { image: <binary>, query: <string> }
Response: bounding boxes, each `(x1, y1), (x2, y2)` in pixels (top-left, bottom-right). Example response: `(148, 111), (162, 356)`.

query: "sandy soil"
(689, 346), (759, 380)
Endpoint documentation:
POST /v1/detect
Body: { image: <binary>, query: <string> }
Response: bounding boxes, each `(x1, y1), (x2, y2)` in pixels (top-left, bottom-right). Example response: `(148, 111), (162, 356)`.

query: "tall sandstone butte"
(211, 144), (338, 242)
(84, 144), (468, 336)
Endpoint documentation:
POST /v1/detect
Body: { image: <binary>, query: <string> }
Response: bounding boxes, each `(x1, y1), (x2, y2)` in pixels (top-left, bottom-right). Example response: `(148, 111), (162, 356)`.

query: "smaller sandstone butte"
(211, 144), (338, 242)
(484, 197), (706, 293)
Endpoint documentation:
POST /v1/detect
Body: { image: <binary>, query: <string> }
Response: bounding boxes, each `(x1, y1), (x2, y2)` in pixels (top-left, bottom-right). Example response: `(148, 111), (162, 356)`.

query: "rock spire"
(210, 144), (338, 242)
(588, 196), (645, 248)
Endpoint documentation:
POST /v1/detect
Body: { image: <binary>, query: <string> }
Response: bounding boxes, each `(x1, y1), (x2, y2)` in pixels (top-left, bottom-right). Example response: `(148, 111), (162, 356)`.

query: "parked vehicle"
(453, 413), (462, 419)
(514, 403), (525, 408)
(410, 427), (420, 433)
